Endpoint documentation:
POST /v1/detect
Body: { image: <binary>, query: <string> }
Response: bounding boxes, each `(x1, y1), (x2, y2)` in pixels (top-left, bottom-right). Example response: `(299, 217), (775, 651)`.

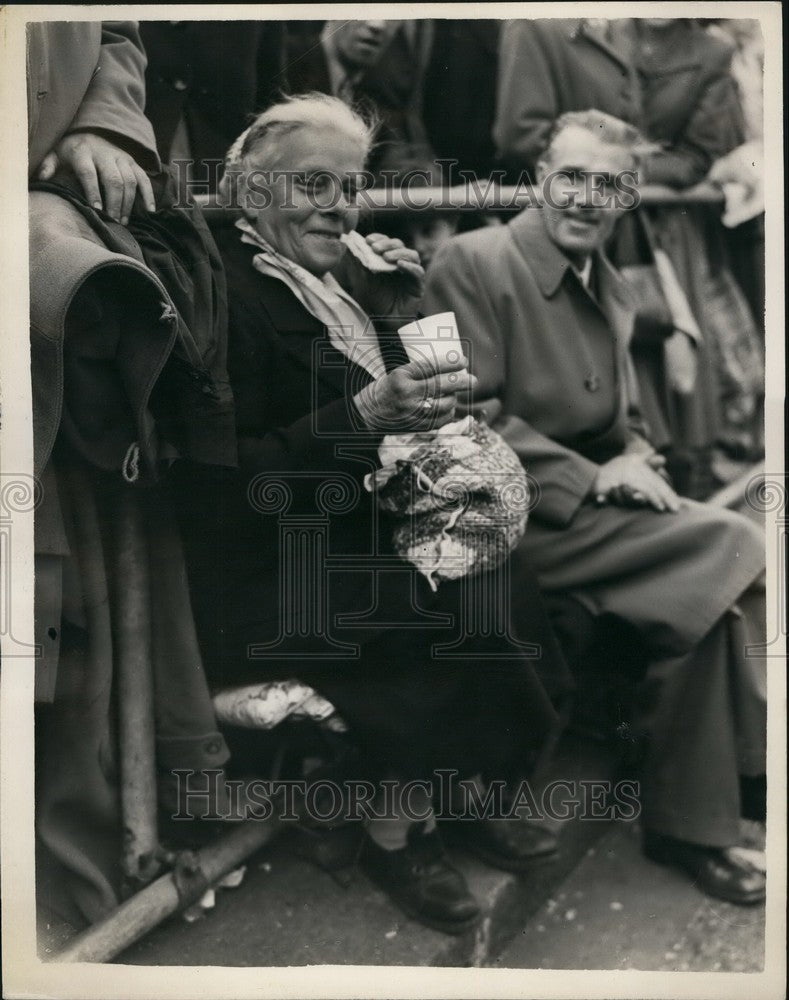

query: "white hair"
(219, 93), (377, 211)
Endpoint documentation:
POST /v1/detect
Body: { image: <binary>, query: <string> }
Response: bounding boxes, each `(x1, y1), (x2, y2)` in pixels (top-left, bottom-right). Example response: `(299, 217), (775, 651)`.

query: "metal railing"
(194, 181), (725, 220)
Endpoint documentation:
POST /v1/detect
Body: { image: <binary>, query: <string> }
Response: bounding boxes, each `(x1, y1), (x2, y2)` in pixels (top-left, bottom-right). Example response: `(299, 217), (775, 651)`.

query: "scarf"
(236, 217), (386, 378)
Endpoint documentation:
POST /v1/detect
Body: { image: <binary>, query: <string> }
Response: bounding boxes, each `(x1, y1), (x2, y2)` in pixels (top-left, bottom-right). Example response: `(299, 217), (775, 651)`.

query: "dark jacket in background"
(140, 21), (287, 173)
(634, 19), (744, 187)
(284, 22), (435, 175)
(423, 20), (501, 179)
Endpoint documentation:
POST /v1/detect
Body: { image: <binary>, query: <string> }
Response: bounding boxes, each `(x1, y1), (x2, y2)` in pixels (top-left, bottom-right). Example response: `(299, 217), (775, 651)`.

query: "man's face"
(331, 21), (390, 70)
(536, 125), (636, 263)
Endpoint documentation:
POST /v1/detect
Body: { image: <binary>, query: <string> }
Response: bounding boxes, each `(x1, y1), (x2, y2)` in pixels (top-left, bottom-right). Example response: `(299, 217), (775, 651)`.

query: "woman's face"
(250, 125), (365, 277)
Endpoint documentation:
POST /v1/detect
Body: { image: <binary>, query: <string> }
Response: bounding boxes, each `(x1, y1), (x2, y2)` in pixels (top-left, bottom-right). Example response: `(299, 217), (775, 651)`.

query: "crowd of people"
(28, 18), (767, 944)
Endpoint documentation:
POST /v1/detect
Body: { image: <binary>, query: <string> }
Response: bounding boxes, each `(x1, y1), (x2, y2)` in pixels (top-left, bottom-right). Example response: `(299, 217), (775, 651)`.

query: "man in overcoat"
(423, 110), (767, 905)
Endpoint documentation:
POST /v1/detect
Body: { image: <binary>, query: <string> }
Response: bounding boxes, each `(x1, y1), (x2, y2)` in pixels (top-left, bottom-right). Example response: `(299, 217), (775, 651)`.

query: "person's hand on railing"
(354, 354), (476, 432)
(706, 141), (764, 228)
(592, 453), (681, 513)
(36, 131), (155, 225)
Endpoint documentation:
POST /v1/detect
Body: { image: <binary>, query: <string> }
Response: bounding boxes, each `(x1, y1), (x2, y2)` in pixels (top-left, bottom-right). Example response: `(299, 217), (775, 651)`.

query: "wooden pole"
(54, 820), (280, 964)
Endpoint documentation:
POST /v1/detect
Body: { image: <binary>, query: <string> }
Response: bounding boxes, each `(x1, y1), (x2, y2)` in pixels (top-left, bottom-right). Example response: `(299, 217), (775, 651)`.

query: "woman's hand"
(592, 454), (681, 513)
(354, 354), (476, 433)
(345, 233), (426, 318)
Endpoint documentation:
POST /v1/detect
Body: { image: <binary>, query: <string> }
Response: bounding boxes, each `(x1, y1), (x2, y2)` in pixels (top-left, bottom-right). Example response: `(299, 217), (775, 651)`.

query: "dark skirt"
(195, 544), (569, 782)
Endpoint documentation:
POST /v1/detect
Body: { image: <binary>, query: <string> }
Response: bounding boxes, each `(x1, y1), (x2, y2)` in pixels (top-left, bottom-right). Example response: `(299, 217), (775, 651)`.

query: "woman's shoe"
(643, 830), (766, 905)
(442, 817), (559, 873)
(359, 827), (481, 935)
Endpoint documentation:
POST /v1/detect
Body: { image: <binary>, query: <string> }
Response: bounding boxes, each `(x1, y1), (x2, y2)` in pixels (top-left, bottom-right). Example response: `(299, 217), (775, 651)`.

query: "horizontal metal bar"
(54, 819), (280, 964)
(194, 182), (723, 220)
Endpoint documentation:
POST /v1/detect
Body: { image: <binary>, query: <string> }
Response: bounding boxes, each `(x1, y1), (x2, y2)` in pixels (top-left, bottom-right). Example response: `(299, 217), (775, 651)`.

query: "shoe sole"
(643, 846), (766, 906)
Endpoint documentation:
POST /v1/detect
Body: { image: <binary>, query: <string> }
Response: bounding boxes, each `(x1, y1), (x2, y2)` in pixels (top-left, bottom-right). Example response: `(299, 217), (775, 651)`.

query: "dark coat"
(423, 209), (764, 656)
(423, 20), (501, 178)
(29, 178), (235, 482)
(27, 21), (159, 176)
(283, 24), (435, 175)
(139, 21), (287, 175)
(634, 19), (744, 187)
(175, 225), (568, 779)
(29, 175), (234, 700)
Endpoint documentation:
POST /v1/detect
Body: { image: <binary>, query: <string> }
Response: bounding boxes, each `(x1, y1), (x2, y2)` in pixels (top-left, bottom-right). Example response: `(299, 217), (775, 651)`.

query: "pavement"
(115, 735), (617, 967)
(494, 820), (765, 972)
(108, 735), (765, 971)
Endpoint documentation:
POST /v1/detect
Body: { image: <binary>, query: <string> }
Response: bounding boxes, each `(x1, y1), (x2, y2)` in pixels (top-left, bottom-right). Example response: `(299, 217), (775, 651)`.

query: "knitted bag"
(366, 416), (529, 590)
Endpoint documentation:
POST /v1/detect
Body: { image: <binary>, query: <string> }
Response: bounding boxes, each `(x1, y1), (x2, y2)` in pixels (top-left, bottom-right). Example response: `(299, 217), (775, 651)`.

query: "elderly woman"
(174, 94), (570, 934)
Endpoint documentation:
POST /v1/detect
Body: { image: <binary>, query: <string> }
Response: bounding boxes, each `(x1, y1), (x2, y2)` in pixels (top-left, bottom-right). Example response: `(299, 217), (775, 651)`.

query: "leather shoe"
(643, 831), (766, 906)
(360, 827), (481, 935)
(442, 817), (559, 872)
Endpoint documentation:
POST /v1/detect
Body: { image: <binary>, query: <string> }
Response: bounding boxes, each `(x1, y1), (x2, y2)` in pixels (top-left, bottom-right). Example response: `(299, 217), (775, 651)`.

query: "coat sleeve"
(67, 22), (160, 172)
(493, 20), (558, 173)
(423, 241), (600, 528)
(643, 73), (745, 188)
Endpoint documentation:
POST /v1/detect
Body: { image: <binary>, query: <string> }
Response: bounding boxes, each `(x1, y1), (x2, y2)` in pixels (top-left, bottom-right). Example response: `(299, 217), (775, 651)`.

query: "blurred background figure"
(632, 17), (764, 473)
(140, 20), (287, 190)
(422, 20), (502, 181)
(283, 20), (436, 177)
(705, 18), (765, 336)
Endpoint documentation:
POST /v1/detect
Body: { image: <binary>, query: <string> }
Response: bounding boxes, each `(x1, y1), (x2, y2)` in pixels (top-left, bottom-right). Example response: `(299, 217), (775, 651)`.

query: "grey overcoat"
(422, 209), (764, 656)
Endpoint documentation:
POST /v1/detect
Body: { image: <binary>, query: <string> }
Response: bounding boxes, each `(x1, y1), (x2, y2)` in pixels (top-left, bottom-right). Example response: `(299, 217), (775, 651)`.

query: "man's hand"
(345, 233), (426, 318)
(592, 453), (680, 513)
(36, 132), (155, 225)
(354, 354), (476, 433)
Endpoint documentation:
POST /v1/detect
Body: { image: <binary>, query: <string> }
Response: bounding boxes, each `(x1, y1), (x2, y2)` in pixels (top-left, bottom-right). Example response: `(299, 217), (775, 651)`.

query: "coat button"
(173, 78), (188, 91)
(584, 374), (601, 392)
